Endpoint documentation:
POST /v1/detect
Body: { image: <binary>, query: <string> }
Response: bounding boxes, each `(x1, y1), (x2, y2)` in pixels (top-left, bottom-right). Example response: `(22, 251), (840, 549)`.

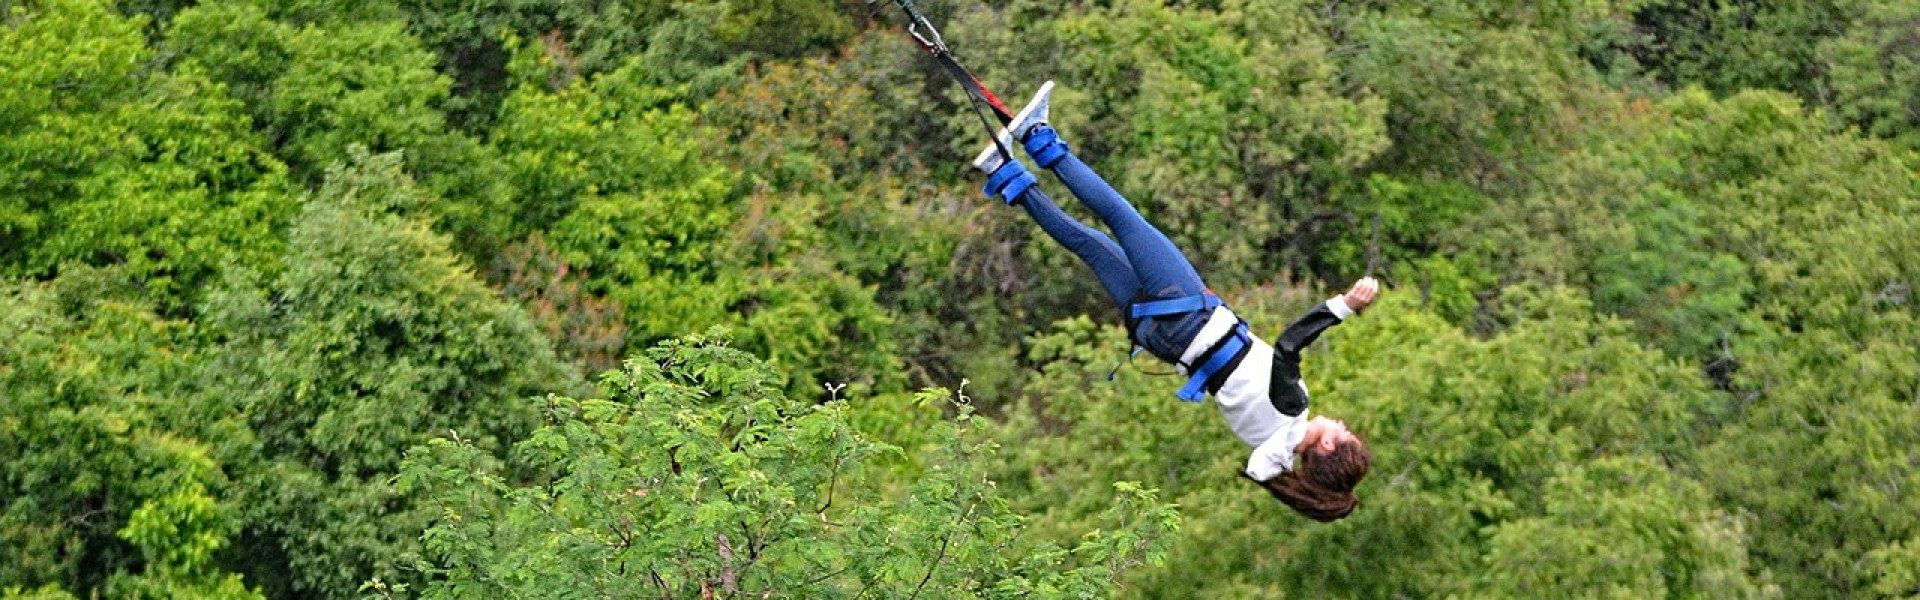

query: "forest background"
(3, 0), (1917, 597)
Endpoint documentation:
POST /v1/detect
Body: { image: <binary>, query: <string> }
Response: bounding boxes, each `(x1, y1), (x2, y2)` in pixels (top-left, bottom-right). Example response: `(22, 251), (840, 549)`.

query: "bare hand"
(1342, 276), (1380, 314)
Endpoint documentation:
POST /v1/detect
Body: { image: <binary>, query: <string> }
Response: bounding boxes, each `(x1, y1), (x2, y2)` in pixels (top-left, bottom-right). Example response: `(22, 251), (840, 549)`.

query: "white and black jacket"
(1176, 296), (1354, 481)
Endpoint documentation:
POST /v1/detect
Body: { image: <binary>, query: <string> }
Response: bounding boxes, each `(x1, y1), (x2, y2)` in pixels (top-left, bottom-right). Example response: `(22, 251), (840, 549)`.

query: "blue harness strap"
(983, 159), (1038, 204)
(1127, 291), (1245, 402)
(1177, 322), (1250, 402)
(1129, 293), (1223, 320)
(1023, 126), (1070, 169)
(1128, 292), (1222, 343)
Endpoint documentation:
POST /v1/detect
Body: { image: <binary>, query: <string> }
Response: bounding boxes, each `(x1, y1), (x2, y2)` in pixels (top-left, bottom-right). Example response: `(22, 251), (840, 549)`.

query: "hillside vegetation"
(3, 0), (1917, 597)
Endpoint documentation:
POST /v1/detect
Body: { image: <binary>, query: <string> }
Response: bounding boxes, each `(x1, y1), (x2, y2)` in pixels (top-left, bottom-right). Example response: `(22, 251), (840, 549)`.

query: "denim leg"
(1013, 186), (1138, 313)
(1029, 127), (1205, 300)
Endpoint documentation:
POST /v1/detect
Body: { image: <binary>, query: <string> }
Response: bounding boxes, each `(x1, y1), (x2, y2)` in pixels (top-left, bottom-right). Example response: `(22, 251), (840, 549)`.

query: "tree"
(1666, 90), (1920, 599)
(0, 0), (295, 313)
(1475, 457), (1774, 598)
(1337, 4), (1601, 186)
(491, 233), (628, 374)
(198, 152), (581, 597)
(698, 33), (1009, 395)
(1442, 91), (1761, 359)
(0, 270), (259, 598)
(1820, 0), (1920, 148)
(505, 53), (904, 397)
(1626, 0), (1852, 100)
(164, 0), (515, 260)
(393, 333), (1177, 598)
(1440, 86), (1920, 598)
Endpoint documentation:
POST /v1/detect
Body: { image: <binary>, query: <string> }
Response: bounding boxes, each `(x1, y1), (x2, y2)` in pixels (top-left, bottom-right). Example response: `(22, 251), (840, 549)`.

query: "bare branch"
(1366, 211), (1383, 278)
(818, 455), (843, 514)
(799, 565), (853, 589)
(717, 533), (740, 595)
(909, 502), (979, 600)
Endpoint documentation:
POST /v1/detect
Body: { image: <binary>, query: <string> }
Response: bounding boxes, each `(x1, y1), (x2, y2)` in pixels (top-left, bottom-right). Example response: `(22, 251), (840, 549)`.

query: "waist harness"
(1129, 292), (1251, 402)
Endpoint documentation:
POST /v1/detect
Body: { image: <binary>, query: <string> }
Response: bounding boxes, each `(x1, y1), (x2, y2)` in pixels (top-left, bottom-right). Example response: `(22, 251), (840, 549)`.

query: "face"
(1307, 416), (1356, 455)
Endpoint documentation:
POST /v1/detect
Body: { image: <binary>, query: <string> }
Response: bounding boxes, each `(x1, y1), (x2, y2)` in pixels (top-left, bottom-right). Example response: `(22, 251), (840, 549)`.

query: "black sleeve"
(1267, 300), (1345, 417)
(1269, 352), (1309, 417)
(1273, 300), (1346, 355)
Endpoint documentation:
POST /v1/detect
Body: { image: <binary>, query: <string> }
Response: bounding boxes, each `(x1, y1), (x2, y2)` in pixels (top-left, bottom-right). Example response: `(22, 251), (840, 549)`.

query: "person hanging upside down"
(974, 82), (1376, 522)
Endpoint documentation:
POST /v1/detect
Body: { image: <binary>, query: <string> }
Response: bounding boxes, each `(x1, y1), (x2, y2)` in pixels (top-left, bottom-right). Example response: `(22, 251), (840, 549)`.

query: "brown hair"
(1258, 437), (1371, 522)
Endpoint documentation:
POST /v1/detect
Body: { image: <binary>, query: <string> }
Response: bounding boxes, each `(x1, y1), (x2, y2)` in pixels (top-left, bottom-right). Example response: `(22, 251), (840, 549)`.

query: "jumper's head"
(1259, 416), (1371, 522)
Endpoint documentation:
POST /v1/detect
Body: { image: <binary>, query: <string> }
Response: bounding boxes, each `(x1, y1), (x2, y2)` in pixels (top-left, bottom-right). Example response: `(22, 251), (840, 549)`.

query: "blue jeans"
(1012, 126), (1211, 363)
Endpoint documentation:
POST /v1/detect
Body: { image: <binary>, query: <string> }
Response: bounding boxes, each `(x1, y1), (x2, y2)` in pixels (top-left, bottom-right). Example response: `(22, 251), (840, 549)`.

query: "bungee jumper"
(885, 1), (1376, 521)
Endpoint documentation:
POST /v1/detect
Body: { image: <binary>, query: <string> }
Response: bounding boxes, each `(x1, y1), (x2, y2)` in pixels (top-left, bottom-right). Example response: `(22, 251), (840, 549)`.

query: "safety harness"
(1129, 292), (1252, 402)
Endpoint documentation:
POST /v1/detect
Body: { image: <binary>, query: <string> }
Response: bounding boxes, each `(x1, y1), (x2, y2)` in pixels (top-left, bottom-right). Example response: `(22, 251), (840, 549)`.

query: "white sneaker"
(970, 80), (1055, 174)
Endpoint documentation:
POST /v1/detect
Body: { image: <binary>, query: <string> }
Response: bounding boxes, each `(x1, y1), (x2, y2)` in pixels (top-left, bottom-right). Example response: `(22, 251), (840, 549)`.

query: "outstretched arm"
(1274, 277), (1379, 354)
(1266, 277), (1380, 417)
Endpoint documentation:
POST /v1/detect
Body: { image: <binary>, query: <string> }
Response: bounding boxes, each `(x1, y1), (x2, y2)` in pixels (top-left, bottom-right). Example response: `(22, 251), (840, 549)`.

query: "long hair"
(1259, 438), (1371, 522)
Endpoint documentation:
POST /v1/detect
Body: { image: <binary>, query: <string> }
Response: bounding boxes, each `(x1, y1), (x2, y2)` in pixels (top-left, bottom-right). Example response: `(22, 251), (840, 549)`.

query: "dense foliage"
(390, 334), (1175, 598)
(3, 0), (1915, 597)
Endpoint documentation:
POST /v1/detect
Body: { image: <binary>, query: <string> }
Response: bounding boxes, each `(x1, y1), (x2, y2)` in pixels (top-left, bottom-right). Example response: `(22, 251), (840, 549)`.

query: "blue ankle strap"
(983, 160), (1037, 204)
(1024, 126), (1069, 169)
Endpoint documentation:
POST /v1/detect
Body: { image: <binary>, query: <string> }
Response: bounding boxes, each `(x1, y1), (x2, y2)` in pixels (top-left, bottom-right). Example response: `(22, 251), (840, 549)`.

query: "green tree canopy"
(0, 0), (294, 312)
(197, 152), (580, 596)
(395, 333), (1177, 598)
(0, 271), (257, 599)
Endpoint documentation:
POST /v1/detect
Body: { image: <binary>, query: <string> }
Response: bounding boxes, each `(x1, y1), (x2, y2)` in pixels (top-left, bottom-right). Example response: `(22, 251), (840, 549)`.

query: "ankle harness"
(983, 160), (1037, 204)
(1023, 126), (1070, 169)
